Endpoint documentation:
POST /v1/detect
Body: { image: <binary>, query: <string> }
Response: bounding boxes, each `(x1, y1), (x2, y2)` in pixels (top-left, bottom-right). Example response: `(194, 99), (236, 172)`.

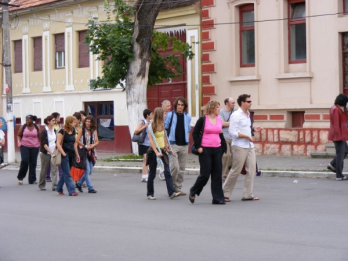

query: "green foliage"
(85, 0), (195, 89)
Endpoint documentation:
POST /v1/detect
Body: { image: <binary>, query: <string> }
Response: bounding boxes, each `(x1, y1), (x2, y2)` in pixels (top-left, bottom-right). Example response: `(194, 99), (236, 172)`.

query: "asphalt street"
(1, 170), (348, 261)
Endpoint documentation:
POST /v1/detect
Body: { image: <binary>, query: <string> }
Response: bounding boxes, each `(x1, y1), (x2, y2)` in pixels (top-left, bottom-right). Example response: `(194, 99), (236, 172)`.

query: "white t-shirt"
(0, 130), (5, 149)
(45, 126), (56, 153)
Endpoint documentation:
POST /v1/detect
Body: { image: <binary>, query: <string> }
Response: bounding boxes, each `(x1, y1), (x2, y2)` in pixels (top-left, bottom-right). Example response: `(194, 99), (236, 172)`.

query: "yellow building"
(2, 0), (201, 152)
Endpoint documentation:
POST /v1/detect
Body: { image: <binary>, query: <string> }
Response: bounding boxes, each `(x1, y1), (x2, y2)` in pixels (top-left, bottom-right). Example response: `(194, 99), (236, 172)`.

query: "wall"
(201, 0), (348, 155)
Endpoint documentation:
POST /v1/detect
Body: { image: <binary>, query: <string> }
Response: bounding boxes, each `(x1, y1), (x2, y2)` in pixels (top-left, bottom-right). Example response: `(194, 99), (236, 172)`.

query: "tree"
(86, 0), (199, 153)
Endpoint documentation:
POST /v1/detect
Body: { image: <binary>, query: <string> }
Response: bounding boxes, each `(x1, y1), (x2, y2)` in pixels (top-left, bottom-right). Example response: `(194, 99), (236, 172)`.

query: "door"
(147, 29), (187, 111)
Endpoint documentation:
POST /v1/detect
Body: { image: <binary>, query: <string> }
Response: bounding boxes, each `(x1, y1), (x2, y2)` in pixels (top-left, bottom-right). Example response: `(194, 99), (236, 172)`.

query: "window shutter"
(79, 31), (89, 68)
(14, 40), (22, 73)
(55, 33), (65, 52)
(34, 37), (42, 71)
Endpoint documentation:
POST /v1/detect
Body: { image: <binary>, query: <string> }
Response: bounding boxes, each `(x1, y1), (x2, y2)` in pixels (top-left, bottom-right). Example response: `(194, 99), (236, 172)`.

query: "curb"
(1, 164), (339, 179)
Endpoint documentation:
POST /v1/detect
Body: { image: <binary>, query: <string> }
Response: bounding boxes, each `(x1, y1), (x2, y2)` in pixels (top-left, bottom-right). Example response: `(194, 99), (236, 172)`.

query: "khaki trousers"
(170, 144), (188, 192)
(223, 146), (256, 199)
(38, 153), (58, 190)
(222, 139), (232, 179)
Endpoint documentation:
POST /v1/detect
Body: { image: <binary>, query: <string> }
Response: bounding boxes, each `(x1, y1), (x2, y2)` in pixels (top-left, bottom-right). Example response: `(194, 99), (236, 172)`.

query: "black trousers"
(330, 141), (348, 178)
(190, 147), (224, 202)
(17, 146), (39, 183)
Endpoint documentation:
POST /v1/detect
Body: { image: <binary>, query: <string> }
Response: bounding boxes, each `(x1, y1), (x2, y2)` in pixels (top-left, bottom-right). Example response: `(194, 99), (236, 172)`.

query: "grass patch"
(103, 154), (143, 162)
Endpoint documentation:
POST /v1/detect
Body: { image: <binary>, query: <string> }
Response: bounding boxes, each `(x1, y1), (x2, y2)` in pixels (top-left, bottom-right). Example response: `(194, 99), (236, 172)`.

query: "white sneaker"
(158, 171), (165, 181)
(170, 192), (180, 199)
(147, 195), (156, 200)
(336, 176), (348, 181)
(176, 191), (186, 196)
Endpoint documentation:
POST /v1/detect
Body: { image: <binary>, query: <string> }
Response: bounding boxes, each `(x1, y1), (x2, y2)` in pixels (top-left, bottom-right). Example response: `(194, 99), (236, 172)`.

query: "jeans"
(77, 159), (94, 191)
(147, 150), (175, 197)
(190, 147), (224, 202)
(56, 152), (76, 195)
(330, 141), (348, 178)
(17, 146), (39, 183)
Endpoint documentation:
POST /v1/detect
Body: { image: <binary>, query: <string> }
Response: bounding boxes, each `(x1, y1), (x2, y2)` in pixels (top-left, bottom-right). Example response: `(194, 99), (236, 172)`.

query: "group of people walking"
(135, 94), (262, 204)
(15, 111), (98, 196)
(3, 93), (347, 202)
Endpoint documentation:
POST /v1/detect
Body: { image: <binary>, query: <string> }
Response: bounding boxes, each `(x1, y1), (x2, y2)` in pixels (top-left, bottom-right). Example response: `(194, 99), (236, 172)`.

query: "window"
(55, 33), (65, 69)
(85, 101), (114, 141)
(345, 0), (348, 14)
(14, 40), (22, 73)
(288, 0), (306, 63)
(343, 33), (348, 89)
(292, 111), (304, 128)
(33, 37), (42, 71)
(240, 4), (255, 67)
(79, 30), (90, 68)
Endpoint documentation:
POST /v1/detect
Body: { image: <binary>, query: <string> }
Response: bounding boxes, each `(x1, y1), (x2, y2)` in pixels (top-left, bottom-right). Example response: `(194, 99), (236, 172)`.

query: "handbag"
(73, 147), (86, 170)
(70, 166), (85, 181)
(51, 130), (65, 166)
(191, 116), (206, 156)
(51, 148), (62, 166)
(131, 120), (147, 143)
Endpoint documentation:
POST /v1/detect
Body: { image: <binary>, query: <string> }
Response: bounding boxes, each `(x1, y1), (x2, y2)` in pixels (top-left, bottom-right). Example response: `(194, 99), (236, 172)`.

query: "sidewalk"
(1, 152), (343, 179)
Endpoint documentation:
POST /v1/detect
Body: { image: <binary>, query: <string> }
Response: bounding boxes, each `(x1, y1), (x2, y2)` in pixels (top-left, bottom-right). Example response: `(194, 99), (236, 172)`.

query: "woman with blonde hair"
(55, 116), (78, 196)
(189, 101), (227, 204)
(146, 107), (180, 200)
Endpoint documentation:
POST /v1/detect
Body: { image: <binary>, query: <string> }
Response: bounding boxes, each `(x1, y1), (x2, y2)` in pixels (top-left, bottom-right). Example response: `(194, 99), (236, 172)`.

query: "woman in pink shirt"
(189, 101), (227, 205)
(17, 115), (40, 185)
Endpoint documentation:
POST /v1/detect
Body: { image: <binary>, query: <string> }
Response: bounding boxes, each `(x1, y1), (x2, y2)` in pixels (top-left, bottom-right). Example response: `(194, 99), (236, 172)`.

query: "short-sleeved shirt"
(175, 113), (186, 145)
(218, 108), (233, 140)
(59, 129), (76, 153)
(21, 126), (40, 148)
(0, 130), (4, 149)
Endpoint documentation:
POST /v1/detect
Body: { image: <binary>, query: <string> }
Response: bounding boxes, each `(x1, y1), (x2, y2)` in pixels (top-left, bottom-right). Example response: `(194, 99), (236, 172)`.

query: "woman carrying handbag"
(38, 115), (58, 191)
(134, 109), (153, 182)
(189, 101), (227, 205)
(75, 115), (98, 194)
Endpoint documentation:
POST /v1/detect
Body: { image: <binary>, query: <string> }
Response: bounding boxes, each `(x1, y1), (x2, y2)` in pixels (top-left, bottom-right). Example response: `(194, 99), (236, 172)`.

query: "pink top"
(21, 126), (40, 148)
(201, 115), (222, 148)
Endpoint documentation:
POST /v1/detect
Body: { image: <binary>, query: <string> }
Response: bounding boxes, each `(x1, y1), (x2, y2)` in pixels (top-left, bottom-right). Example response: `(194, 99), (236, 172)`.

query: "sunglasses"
(244, 101), (252, 103)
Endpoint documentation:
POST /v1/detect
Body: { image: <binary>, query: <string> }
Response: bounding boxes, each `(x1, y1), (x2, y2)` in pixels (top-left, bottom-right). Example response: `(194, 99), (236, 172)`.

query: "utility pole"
(2, 0), (15, 163)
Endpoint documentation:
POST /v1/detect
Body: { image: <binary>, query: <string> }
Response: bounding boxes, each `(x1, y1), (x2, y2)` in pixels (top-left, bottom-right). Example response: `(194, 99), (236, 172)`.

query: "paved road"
(1, 170), (348, 261)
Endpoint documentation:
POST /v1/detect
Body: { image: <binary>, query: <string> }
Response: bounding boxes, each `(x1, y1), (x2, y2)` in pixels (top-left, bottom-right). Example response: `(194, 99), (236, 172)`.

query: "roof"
(5, 0), (62, 11)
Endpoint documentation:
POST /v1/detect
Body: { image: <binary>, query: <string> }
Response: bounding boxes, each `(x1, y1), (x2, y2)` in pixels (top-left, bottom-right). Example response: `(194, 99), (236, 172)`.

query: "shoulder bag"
(131, 120), (147, 143)
(51, 130), (65, 166)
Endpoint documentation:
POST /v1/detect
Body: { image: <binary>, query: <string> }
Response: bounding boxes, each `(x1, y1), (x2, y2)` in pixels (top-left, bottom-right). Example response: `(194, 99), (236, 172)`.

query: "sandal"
(241, 197), (260, 201)
(224, 197), (231, 202)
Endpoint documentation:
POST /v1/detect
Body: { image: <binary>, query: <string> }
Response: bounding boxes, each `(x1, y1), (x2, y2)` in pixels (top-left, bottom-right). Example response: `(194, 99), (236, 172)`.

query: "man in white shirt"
(223, 94), (262, 201)
(0, 119), (5, 165)
(218, 97), (235, 181)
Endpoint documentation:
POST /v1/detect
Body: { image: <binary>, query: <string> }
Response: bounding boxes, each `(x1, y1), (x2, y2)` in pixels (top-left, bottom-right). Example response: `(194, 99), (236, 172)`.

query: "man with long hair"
(164, 97), (191, 196)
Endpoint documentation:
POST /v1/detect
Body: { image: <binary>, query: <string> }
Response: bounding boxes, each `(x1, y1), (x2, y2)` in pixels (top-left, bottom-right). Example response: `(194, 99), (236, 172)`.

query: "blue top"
(139, 119), (150, 146)
(164, 111), (192, 145)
